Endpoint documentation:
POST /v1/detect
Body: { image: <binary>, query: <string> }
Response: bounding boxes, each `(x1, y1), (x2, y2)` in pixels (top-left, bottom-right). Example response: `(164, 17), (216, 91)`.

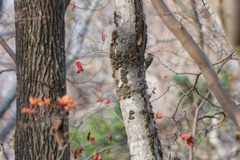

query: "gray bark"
(110, 0), (163, 159)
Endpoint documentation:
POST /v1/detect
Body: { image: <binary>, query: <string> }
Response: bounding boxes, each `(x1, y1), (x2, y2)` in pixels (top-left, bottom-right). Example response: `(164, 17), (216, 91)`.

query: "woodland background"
(0, 0), (240, 159)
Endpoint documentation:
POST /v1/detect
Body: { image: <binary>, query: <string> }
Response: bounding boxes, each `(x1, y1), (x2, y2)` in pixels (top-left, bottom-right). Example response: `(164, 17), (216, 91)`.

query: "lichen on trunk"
(110, 0), (163, 159)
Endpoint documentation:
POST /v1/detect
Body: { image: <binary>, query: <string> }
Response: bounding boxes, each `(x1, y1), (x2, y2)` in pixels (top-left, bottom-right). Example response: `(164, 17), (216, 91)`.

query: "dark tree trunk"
(14, 0), (70, 159)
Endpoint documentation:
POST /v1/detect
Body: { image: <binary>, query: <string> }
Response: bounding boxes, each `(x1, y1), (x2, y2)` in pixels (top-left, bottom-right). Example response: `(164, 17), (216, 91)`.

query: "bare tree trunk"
(151, 0), (240, 129)
(207, 0), (240, 58)
(110, 0), (163, 159)
(14, 0), (70, 159)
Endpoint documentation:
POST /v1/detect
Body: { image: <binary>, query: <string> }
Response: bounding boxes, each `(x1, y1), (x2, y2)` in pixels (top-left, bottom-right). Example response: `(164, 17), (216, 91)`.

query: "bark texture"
(151, 0), (240, 128)
(14, 0), (70, 159)
(207, 0), (240, 58)
(110, 0), (163, 159)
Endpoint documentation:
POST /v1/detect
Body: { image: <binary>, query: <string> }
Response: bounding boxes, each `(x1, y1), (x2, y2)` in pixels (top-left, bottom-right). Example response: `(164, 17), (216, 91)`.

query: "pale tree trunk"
(151, 0), (240, 128)
(14, 0), (70, 159)
(110, 0), (163, 160)
(207, 0), (240, 58)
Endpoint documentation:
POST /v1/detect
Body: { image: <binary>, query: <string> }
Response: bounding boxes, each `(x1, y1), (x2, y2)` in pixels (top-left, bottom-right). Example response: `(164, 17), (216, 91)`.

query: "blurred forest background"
(0, 0), (240, 159)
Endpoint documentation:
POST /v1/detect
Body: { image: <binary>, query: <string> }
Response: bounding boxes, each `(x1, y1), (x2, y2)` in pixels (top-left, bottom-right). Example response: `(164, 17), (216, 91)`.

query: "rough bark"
(207, 0), (240, 58)
(14, 0), (70, 159)
(110, 0), (163, 159)
(151, 0), (240, 128)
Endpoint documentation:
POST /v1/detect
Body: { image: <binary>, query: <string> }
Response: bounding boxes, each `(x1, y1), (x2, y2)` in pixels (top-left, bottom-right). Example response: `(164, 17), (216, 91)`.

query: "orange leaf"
(179, 131), (194, 146)
(179, 131), (191, 140)
(93, 151), (98, 160)
(29, 96), (44, 106)
(21, 107), (36, 114)
(154, 112), (163, 120)
(64, 105), (72, 111)
(44, 97), (51, 105)
(57, 95), (75, 106)
(98, 154), (103, 160)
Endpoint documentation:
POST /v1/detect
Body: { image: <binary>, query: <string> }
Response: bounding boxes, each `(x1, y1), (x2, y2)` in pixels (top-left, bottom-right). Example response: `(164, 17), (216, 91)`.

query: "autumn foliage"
(154, 112), (163, 120)
(76, 61), (84, 74)
(57, 94), (75, 111)
(179, 131), (194, 146)
(29, 96), (50, 106)
(71, 1), (76, 11)
(71, 146), (83, 159)
(21, 107), (36, 114)
(93, 151), (103, 160)
(97, 97), (111, 104)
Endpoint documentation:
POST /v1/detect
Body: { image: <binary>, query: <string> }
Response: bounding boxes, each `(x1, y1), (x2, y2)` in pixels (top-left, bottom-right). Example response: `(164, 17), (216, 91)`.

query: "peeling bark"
(110, 0), (163, 159)
(14, 0), (70, 159)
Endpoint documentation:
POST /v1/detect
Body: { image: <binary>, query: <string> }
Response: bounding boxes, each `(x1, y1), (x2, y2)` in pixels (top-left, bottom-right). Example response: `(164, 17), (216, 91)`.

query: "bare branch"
(0, 110), (16, 141)
(0, 84), (16, 118)
(151, 0), (240, 129)
(0, 36), (16, 62)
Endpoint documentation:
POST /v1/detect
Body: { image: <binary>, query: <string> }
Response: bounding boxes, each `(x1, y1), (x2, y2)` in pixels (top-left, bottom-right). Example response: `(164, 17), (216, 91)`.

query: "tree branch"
(0, 84), (17, 118)
(151, 0), (240, 128)
(0, 36), (16, 62)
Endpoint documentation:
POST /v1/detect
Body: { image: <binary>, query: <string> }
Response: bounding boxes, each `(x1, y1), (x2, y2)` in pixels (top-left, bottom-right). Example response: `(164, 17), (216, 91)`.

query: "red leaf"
(179, 131), (194, 146)
(79, 145), (84, 153)
(148, 94), (152, 98)
(154, 112), (163, 120)
(106, 98), (111, 104)
(71, 1), (76, 11)
(76, 61), (84, 74)
(87, 131), (91, 141)
(90, 138), (95, 144)
(187, 136), (194, 146)
(76, 61), (82, 67)
(152, 87), (156, 94)
(102, 34), (106, 41)
(71, 147), (78, 159)
(109, 134), (112, 141)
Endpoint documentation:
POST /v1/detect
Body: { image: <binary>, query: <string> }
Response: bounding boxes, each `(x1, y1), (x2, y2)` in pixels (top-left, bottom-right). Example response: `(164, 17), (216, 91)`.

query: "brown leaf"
(51, 119), (64, 150)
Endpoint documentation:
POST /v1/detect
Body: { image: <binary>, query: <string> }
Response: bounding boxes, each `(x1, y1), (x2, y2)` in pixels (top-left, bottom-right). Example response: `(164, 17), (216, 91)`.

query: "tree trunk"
(14, 0), (70, 159)
(110, 0), (163, 159)
(207, 0), (240, 58)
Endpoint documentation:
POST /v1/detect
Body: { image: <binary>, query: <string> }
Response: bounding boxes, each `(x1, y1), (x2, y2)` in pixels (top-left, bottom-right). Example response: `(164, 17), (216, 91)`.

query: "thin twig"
(57, 103), (104, 160)
(0, 36), (16, 62)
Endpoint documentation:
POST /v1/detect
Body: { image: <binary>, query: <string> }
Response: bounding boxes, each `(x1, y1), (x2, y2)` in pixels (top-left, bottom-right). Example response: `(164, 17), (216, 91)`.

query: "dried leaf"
(51, 119), (64, 150)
